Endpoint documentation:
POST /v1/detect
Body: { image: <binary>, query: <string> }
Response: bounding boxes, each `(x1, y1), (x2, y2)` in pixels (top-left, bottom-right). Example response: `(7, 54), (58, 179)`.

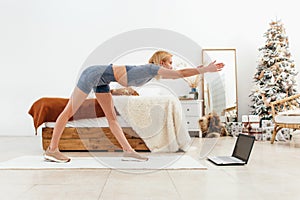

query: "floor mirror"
(201, 48), (238, 122)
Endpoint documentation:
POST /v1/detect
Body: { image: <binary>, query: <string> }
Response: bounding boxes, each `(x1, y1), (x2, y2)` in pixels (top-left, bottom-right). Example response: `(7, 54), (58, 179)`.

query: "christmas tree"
(249, 19), (298, 119)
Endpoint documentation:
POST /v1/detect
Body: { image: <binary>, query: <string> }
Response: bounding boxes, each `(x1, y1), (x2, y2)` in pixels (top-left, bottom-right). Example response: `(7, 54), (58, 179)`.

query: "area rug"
(0, 155), (207, 170)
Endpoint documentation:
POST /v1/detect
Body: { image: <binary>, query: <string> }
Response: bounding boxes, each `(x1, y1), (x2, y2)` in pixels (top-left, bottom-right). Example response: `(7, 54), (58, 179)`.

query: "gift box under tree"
(242, 115), (262, 139)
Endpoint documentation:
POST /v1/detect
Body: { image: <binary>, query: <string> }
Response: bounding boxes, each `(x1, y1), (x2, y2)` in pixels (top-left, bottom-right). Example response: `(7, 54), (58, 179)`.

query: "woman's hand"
(198, 61), (225, 73)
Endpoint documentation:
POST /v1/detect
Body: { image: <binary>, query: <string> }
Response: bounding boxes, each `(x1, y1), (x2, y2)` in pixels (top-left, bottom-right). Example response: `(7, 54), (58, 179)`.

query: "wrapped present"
(242, 115), (262, 138)
(244, 115), (260, 128)
(262, 127), (273, 141)
(277, 128), (291, 141)
(260, 119), (274, 141)
(261, 119), (274, 128)
(225, 122), (243, 137)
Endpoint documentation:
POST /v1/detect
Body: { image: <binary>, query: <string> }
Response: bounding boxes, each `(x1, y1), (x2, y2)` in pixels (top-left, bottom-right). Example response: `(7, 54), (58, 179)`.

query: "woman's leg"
(48, 87), (88, 150)
(95, 93), (148, 161)
(95, 92), (134, 152)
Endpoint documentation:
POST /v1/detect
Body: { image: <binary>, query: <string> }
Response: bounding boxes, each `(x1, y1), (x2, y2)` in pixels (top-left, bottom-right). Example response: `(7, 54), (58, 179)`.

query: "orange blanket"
(28, 97), (105, 134)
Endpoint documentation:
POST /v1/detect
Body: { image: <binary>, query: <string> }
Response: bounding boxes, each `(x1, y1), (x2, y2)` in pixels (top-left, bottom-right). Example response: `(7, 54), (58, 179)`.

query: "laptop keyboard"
(218, 156), (242, 163)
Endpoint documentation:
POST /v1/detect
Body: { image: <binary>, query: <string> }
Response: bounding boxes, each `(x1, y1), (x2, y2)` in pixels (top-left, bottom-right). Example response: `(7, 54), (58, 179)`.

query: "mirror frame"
(201, 48), (238, 121)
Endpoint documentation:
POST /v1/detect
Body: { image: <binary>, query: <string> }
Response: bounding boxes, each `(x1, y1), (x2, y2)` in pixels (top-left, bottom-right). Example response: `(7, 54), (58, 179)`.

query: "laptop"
(207, 134), (255, 166)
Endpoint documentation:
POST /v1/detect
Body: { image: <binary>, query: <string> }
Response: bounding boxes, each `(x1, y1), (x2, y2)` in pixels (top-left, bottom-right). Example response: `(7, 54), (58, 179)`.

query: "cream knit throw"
(113, 96), (191, 152)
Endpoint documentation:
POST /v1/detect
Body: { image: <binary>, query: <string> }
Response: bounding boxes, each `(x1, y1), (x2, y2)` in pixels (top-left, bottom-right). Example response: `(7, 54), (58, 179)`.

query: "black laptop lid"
(232, 134), (255, 164)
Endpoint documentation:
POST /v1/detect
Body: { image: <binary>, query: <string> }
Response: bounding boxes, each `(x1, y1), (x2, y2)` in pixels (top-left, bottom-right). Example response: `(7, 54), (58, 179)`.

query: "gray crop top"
(125, 64), (160, 87)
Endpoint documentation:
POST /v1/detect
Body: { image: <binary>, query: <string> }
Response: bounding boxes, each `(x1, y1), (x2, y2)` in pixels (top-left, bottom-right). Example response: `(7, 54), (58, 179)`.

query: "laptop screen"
(232, 134), (255, 163)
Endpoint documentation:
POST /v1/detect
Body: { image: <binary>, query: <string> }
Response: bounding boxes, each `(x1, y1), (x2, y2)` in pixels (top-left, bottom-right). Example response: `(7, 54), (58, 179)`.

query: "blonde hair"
(148, 50), (172, 65)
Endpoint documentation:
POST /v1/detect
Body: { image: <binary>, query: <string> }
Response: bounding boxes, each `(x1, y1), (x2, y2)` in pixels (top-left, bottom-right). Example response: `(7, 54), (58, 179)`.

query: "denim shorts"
(76, 64), (115, 94)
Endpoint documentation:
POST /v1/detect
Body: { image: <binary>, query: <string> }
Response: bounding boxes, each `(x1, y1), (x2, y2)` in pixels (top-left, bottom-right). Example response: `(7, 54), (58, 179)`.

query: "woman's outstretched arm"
(158, 61), (224, 79)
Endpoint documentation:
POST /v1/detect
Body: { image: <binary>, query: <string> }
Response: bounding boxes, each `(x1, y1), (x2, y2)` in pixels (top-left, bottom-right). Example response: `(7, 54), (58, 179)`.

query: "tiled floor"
(1, 136), (300, 200)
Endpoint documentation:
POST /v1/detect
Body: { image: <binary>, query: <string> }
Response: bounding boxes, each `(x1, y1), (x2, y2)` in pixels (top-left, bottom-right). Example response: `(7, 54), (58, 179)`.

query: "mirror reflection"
(201, 49), (238, 122)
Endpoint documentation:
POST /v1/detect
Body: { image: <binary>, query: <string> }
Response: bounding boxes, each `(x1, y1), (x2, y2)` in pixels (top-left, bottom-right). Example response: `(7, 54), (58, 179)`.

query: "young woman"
(44, 50), (224, 162)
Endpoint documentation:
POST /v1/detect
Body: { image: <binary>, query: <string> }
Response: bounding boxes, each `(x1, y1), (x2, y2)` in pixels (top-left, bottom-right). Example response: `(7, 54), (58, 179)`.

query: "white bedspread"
(113, 96), (192, 152)
(45, 116), (129, 128)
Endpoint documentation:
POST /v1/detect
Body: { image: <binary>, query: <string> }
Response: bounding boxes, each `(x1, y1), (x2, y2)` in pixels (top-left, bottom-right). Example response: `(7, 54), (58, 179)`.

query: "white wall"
(1, 0), (300, 136)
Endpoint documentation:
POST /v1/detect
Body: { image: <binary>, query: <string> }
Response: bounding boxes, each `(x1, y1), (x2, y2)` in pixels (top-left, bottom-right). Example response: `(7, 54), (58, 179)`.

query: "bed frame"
(42, 127), (149, 152)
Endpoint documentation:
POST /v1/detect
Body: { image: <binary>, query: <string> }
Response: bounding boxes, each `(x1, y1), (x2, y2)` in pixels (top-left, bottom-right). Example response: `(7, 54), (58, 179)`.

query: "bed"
(28, 89), (191, 152)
